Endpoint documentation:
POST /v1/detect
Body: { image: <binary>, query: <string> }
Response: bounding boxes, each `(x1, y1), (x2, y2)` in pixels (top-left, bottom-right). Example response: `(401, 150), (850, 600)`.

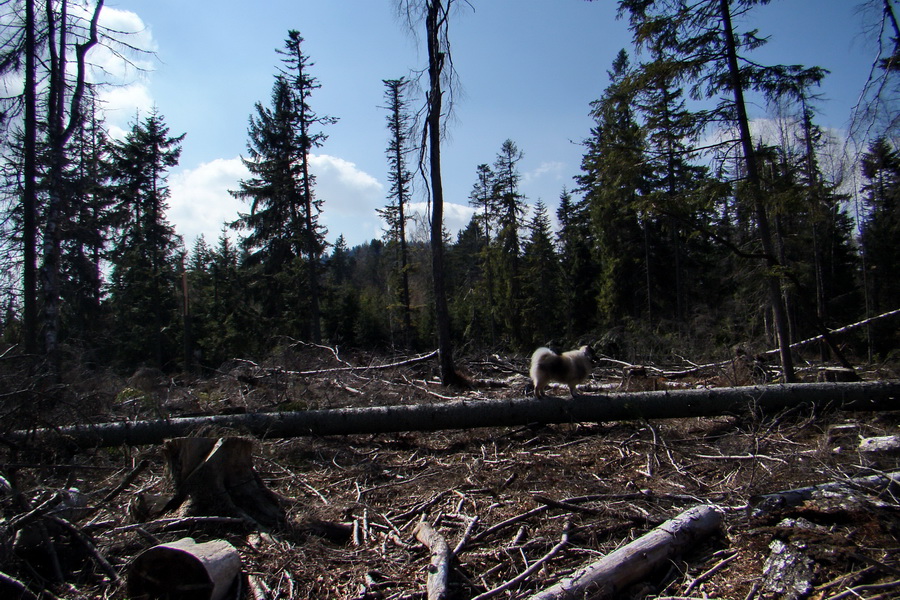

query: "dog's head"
(578, 345), (597, 363)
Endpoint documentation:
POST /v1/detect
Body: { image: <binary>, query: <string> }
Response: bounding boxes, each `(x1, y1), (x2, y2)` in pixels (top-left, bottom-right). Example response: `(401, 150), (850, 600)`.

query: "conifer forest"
(1, 1), (900, 599)
(0, 0), (898, 375)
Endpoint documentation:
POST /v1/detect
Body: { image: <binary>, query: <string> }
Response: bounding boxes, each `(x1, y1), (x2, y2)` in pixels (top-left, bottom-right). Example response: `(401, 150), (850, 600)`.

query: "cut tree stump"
(9, 381), (900, 449)
(526, 504), (724, 600)
(163, 437), (285, 529)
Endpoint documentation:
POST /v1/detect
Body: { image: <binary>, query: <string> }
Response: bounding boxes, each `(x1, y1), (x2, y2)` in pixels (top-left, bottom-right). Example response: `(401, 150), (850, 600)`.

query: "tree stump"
(163, 437), (285, 529)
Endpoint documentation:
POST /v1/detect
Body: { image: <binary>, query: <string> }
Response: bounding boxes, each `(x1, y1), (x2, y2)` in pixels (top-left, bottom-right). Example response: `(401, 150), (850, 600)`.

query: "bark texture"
(9, 381), (900, 449)
(527, 504), (724, 600)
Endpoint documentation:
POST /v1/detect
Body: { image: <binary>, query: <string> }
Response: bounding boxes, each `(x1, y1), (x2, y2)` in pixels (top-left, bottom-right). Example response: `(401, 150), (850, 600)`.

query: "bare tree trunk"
(22, 0), (38, 356)
(414, 522), (452, 600)
(39, 0), (104, 372)
(719, 0), (796, 383)
(425, 0), (457, 384)
(12, 381), (900, 449)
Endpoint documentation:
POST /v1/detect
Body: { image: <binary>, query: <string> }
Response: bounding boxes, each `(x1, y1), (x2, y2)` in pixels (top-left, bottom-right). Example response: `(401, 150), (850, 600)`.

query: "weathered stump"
(163, 437), (285, 529)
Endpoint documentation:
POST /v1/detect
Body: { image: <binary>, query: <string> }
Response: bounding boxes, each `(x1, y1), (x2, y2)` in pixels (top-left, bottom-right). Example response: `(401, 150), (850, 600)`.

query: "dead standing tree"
(397, 0), (470, 385)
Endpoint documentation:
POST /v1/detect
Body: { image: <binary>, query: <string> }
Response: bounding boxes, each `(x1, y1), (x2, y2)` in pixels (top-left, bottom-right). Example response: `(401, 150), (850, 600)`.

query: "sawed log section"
(7, 381), (900, 449)
(527, 504), (724, 600)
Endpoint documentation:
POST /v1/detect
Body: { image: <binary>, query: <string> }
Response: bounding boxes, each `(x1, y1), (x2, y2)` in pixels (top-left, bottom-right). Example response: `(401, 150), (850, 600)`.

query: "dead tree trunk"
(9, 381), (900, 449)
(414, 522), (452, 600)
(527, 505), (724, 600)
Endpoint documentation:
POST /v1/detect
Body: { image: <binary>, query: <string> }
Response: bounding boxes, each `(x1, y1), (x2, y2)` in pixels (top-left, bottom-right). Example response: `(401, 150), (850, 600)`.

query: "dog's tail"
(530, 347), (556, 380)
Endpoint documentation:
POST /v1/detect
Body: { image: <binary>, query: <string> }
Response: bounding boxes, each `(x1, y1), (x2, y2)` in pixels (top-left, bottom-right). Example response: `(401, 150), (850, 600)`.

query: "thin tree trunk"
(22, 0), (38, 355)
(39, 0), (104, 371)
(12, 381), (900, 449)
(426, 0), (456, 384)
(719, 0), (796, 382)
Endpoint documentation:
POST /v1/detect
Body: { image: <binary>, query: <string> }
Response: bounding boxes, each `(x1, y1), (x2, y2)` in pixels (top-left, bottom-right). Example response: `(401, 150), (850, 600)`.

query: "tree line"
(1, 0), (898, 378)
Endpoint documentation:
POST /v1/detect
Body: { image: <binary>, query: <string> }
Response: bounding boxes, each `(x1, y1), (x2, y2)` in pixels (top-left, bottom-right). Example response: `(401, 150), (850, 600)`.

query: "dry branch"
(238, 350), (439, 378)
(761, 307), (900, 358)
(472, 522), (571, 600)
(527, 504), (725, 600)
(414, 521), (452, 600)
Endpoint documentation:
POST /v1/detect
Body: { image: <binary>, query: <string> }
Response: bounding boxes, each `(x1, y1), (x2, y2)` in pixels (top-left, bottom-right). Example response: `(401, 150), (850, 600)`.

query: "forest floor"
(3, 344), (900, 600)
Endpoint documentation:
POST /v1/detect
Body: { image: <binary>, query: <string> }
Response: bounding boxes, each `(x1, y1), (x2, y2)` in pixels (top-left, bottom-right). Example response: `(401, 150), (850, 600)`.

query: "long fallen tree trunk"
(7, 381), (900, 449)
(527, 504), (724, 600)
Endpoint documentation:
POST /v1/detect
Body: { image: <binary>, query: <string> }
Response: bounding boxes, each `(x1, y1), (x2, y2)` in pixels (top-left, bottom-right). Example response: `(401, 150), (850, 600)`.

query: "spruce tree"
(232, 31), (334, 344)
(636, 61), (713, 327)
(521, 200), (560, 344)
(491, 139), (527, 347)
(468, 163), (497, 345)
(860, 138), (900, 319)
(107, 109), (184, 369)
(556, 188), (596, 339)
(377, 77), (415, 347)
(60, 94), (113, 344)
(576, 49), (648, 328)
(619, 0), (827, 380)
(278, 30), (334, 343)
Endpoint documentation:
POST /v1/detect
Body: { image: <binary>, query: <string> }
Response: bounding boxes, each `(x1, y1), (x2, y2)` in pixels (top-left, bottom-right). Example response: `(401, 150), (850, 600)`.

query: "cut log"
(526, 504), (724, 600)
(8, 381), (900, 449)
(127, 537), (241, 600)
(163, 437), (285, 529)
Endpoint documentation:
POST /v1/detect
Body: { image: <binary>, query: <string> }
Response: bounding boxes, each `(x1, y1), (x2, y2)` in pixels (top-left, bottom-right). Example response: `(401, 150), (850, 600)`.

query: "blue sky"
(97, 0), (875, 250)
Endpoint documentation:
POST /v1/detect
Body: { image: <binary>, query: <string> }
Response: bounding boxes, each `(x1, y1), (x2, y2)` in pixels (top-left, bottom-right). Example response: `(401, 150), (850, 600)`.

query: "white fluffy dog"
(530, 345), (595, 398)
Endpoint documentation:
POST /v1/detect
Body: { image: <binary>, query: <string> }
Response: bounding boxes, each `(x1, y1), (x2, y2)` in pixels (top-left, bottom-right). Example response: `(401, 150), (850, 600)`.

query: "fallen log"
(750, 470), (900, 516)
(7, 381), (900, 449)
(127, 537), (241, 600)
(414, 522), (452, 600)
(526, 504), (724, 600)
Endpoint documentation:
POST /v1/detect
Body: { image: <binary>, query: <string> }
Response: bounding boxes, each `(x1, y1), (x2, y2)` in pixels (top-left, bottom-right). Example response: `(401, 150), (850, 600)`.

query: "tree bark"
(22, 0), (38, 355)
(9, 381), (899, 449)
(127, 537), (241, 600)
(751, 470), (900, 516)
(161, 437), (285, 529)
(425, 0), (458, 385)
(527, 504), (724, 600)
(718, 0), (796, 383)
(414, 522), (452, 600)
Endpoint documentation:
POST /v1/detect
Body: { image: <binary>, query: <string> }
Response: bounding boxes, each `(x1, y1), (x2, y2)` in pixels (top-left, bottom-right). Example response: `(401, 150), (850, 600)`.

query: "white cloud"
(99, 83), (155, 134)
(168, 158), (248, 248)
(524, 160), (566, 184)
(407, 201), (476, 243)
(168, 154), (391, 250)
(311, 154), (386, 245)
